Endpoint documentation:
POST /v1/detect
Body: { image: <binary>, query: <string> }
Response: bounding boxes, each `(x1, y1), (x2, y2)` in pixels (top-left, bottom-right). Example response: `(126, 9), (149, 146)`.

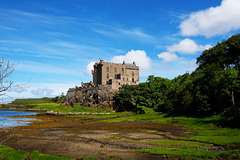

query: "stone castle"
(63, 60), (139, 107)
(92, 59), (139, 89)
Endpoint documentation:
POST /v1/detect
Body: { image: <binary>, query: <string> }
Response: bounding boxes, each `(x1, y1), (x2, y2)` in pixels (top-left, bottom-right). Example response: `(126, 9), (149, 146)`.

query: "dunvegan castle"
(92, 59), (139, 89)
(63, 60), (139, 107)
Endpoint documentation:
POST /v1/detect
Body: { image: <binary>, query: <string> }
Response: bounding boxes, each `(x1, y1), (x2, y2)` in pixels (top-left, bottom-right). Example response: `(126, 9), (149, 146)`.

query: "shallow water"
(0, 110), (37, 128)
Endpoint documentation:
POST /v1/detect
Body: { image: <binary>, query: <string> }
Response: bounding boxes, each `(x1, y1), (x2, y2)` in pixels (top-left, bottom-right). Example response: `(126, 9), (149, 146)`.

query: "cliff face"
(63, 85), (117, 108)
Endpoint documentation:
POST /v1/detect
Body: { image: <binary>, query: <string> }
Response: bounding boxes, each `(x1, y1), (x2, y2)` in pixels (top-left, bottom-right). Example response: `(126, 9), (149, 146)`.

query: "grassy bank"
(2, 98), (115, 114)
(0, 145), (101, 160)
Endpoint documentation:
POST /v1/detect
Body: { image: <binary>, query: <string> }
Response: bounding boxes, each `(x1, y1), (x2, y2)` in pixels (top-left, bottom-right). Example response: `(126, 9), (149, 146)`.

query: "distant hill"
(11, 97), (54, 105)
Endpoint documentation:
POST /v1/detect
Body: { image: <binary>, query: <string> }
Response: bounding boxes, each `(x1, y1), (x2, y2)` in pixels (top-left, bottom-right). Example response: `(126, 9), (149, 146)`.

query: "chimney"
(123, 60), (125, 64)
(133, 61), (136, 66)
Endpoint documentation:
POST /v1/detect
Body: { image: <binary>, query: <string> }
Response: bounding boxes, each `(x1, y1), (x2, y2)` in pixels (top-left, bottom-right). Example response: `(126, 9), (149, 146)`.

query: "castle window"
(121, 68), (124, 73)
(132, 78), (134, 83)
(123, 78), (125, 81)
(132, 71), (134, 76)
(107, 74), (109, 79)
(115, 74), (121, 79)
(114, 68), (117, 72)
(106, 67), (109, 72)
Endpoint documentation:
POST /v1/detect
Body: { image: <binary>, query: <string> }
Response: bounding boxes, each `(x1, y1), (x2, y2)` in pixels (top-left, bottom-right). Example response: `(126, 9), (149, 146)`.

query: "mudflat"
(0, 114), (186, 160)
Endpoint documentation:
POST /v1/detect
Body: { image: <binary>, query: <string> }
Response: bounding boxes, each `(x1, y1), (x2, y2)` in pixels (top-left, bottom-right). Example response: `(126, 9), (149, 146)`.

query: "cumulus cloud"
(180, 0), (240, 37)
(85, 50), (151, 74)
(157, 52), (180, 62)
(110, 50), (151, 71)
(167, 39), (212, 54)
(31, 87), (54, 97)
(84, 61), (95, 75)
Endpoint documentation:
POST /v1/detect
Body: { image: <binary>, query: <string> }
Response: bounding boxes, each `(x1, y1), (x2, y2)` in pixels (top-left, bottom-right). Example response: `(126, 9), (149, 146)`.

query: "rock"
(63, 85), (117, 108)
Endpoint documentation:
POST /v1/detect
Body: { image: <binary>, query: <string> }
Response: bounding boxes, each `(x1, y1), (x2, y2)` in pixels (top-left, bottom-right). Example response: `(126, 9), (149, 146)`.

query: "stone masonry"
(92, 60), (139, 89)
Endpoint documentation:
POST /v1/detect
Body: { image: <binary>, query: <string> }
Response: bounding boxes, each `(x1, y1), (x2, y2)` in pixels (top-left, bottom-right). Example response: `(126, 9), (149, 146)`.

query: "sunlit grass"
(0, 145), (28, 160)
(136, 148), (240, 159)
(30, 151), (75, 160)
(146, 139), (211, 149)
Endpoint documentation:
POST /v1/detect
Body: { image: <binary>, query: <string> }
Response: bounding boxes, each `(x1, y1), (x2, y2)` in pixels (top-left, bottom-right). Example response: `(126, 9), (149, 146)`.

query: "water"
(0, 110), (37, 128)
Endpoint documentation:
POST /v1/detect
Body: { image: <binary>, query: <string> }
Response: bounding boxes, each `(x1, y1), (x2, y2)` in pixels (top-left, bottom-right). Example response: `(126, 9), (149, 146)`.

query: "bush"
(219, 105), (240, 128)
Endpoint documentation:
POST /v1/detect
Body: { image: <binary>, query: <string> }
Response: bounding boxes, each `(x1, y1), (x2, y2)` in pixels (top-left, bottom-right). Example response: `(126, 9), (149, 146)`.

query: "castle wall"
(92, 60), (139, 89)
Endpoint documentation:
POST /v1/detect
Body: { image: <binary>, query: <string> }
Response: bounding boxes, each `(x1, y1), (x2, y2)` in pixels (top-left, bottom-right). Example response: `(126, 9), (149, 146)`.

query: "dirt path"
(0, 114), (187, 160)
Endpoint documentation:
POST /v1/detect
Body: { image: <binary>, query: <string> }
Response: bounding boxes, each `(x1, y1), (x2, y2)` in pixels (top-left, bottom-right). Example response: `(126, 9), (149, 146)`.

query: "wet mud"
(0, 114), (187, 160)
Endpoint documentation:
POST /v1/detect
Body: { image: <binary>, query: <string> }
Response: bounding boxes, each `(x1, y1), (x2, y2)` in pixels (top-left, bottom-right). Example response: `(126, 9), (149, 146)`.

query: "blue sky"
(1, 0), (240, 102)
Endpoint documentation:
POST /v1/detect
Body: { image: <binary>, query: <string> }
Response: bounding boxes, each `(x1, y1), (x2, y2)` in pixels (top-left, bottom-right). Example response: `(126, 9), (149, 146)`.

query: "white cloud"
(31, 87), (54, 97)
(92, 23), (155, 41)
(180, 0), (240, 37)
(167, 39), (212, 54)
(118, 28), (155, 40)
(84, 61), (95, 75)
(85, 50), (151, 75)
(9, 86), (27, 93)
(111, 50), (151, 71)
(157, 52), (180, 62)
(3, 83), (75, 103)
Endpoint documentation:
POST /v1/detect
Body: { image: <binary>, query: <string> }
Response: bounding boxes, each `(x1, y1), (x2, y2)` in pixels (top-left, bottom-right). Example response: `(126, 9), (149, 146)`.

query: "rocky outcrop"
(63, 85), (117, 107)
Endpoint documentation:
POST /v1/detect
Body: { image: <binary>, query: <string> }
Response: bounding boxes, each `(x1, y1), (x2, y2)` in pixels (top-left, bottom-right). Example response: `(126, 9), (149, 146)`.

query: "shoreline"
(0, 107), (111, 115)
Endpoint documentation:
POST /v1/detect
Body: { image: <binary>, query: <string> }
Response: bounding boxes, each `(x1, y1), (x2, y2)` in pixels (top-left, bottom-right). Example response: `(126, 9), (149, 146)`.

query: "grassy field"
(0, 145), (102, 160)
(1, 98), (240, 159)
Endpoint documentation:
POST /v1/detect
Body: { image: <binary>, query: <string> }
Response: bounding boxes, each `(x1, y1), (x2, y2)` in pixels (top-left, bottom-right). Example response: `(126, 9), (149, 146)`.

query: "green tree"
(113, 85), (136, 112)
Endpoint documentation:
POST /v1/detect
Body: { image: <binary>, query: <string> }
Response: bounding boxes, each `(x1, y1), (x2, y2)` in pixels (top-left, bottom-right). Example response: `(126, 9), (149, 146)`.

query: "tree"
(197, 34), (240, 71)
(0, 58), (14, 96)
(113, 85), (136, 112)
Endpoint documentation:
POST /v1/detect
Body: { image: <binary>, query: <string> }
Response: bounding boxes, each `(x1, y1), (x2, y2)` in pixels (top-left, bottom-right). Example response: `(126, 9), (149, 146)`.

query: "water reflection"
(0, 110), (37, 128)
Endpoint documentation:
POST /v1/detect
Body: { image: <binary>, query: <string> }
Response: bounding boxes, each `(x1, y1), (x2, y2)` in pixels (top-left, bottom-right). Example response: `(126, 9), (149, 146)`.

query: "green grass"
(30, 151), (75, 160)
(3, 150), (28, 160)
(0, 146), (101, 160)
(0, 145), (28, 160)
(32, 103), (60, 111)
(146, 139), (211, 149)
(190, 135), (240, 145)
(11, 98), (54, 105)
(0, 145), (13, 157)
(136, 148), (240, 159)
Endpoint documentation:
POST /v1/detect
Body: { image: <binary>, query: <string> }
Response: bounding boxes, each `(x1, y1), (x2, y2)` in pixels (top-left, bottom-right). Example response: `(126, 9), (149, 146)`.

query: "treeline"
(114, 34), (240, 128)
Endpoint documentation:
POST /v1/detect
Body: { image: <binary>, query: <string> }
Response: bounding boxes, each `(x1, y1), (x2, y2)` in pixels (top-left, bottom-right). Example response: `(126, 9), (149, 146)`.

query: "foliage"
(51, 93), (65, 103)
(114, 34), (240, 127)
(113, 76), (171, 112)
(113, 85), (137, 112)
